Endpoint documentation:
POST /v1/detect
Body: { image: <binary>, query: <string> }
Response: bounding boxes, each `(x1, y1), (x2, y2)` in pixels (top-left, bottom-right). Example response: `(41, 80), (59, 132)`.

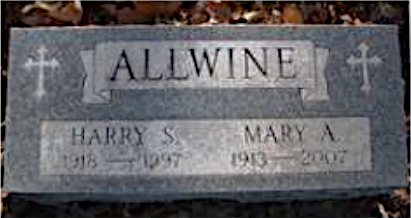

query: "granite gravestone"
(5, 26), (406, 201)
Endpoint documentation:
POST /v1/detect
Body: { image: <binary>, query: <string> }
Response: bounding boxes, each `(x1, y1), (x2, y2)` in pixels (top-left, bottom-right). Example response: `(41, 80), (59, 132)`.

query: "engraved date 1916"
(63, 152), (98, 170)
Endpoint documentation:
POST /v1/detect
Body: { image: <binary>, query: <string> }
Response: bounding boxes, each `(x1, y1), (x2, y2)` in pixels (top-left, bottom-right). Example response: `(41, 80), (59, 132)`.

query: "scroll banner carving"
(80, 41), (330, 104)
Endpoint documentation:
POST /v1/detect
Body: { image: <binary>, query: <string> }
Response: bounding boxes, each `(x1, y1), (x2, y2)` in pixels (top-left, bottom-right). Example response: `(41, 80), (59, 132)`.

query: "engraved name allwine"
(81, 41), (330, 103)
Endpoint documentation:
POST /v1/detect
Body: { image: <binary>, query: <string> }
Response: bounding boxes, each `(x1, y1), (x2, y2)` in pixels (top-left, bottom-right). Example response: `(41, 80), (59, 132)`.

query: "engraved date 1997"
(63, 152), (182, 171)
(108, 152), (182, 170)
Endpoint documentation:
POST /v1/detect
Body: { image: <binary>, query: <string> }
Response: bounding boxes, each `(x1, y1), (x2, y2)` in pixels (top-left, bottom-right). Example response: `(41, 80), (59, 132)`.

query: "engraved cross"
(346, 42), (382, 94)
(25, 45), (59, 99)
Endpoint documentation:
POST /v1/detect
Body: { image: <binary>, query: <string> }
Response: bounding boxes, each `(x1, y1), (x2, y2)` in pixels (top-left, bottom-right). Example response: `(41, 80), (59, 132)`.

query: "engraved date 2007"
(231, 149), (348, 168)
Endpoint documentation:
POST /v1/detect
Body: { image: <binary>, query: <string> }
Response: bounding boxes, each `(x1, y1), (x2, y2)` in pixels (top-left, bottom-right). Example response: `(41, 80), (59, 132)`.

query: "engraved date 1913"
(231, 149), (348, 168)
